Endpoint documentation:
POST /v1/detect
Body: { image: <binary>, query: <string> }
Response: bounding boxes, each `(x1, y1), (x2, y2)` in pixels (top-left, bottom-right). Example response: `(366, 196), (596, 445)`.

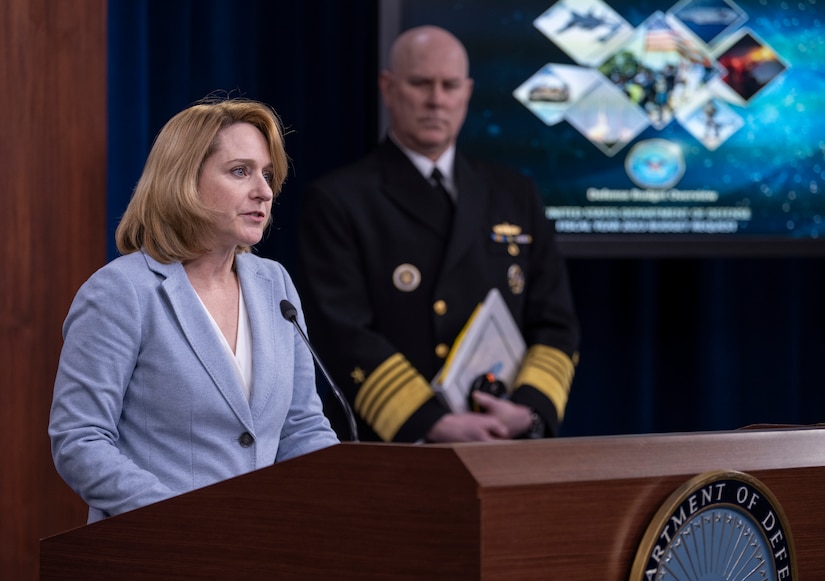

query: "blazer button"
(238, 432), (254, 448)
(433, 300), (447, 316)
(435, 343), (449, 358)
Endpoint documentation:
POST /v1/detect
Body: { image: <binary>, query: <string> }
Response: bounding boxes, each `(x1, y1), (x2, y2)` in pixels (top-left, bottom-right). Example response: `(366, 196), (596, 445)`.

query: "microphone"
(280, 299), (359, 442)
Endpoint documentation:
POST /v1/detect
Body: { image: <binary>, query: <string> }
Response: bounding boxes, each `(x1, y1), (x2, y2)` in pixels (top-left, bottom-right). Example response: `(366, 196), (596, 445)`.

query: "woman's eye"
(232, 167), (248, 177)
(263, 172), (274, 184)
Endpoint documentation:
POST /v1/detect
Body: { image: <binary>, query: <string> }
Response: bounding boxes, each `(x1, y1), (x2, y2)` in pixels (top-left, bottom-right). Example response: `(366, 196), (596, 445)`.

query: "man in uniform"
(299, 25), (579, 442)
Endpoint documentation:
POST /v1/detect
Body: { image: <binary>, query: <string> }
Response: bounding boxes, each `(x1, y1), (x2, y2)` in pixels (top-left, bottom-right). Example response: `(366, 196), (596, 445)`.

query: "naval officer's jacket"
(299, 139), (579, 442)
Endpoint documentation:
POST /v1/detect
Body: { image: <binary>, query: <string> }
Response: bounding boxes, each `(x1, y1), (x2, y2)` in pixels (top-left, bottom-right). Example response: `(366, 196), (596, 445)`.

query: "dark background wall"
(108, 0), (825, 439)
(107, 0), (381, 273)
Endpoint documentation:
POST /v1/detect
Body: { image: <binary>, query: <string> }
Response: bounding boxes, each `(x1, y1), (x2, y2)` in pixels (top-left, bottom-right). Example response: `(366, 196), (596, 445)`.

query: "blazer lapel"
(146, 254), (255, 430)
(235, 256), (278, 422)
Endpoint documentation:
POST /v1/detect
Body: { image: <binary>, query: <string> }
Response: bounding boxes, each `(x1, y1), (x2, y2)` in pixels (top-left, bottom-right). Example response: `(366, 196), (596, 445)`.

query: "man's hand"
(425, 411), (509, 442)
(470, 391), (533, 439)
(425, 392), (536, 442)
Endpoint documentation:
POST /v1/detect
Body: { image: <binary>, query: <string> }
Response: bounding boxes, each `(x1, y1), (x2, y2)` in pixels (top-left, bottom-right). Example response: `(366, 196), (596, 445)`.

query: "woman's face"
(198, 122), (274, 252)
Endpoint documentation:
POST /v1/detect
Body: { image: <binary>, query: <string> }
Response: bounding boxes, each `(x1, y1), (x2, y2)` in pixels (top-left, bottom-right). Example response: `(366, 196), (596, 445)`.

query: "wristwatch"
(524, 408), (546, 439)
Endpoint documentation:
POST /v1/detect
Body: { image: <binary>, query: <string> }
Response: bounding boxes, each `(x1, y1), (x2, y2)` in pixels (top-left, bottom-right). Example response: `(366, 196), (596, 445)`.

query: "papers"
(432, 288), (526, 413)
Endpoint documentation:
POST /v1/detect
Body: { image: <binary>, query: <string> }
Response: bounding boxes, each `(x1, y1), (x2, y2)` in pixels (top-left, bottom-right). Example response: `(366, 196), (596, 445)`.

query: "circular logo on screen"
(625, 139), (685, 190)
(630, 471), (796, 580)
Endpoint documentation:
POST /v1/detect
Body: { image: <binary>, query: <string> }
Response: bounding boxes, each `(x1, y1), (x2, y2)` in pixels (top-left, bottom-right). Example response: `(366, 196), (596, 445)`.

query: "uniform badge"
(492, 222), (522, 237)
(507, 264), (525, 295)
(350, 366), (365, 385)
(491, 222), (532, 257)
(392, 263), (421, 292)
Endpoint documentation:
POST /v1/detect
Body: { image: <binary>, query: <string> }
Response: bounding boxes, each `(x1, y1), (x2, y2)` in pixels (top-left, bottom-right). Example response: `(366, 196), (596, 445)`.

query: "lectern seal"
(629, 470), (796, 581)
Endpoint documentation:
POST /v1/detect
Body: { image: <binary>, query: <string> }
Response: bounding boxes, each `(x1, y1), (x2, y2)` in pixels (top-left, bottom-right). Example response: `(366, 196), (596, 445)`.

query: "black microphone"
(280, 299), (359, 442)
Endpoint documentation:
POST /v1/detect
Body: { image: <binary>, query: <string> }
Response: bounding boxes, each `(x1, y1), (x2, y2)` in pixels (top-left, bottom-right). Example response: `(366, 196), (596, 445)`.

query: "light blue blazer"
(49, 251), (339, 522)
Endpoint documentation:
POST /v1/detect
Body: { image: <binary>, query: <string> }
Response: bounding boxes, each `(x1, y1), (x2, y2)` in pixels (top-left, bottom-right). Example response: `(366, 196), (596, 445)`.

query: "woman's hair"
(115, 97), (289, 263)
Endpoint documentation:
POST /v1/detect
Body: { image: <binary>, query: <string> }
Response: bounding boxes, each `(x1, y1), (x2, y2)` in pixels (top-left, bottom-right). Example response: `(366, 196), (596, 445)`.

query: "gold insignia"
(392, 263), (421, 292)
(435, 343), (450, 358)
(492, 222), (522, 236)
(507, 264), (525, 295)
(351, 366), (365, 384)
(491, 222), (532, 248)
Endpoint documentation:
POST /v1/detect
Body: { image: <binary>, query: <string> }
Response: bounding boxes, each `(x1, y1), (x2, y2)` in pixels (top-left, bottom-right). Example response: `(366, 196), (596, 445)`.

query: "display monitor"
(383, 0), (825, 256)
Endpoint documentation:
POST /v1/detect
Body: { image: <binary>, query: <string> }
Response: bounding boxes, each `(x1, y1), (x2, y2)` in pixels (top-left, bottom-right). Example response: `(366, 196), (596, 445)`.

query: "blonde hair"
(115, 97), (289, 263)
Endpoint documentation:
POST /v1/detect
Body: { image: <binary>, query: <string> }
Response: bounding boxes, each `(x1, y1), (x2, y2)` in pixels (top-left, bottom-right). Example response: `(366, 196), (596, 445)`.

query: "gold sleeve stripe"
(358, 360), (414, 421)
(513, 345), (576, 420)
(354, 353), (434, 441)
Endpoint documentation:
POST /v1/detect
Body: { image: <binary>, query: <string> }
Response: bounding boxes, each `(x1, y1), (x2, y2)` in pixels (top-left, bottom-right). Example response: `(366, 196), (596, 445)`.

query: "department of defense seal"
(625, 138), (685, 190)
(630, 470), (796, 581)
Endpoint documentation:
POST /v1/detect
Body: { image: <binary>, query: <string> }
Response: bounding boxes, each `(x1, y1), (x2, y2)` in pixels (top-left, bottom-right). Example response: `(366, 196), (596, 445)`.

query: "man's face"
(380, 32), (473, 160)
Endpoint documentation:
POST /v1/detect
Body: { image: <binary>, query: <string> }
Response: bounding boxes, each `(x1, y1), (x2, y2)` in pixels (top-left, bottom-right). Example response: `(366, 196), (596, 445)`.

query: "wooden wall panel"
(0, 0), (107, 579)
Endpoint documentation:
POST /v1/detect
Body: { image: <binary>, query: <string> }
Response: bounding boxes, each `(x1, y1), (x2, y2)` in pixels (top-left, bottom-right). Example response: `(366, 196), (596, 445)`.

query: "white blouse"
(197, 283), (254, 401)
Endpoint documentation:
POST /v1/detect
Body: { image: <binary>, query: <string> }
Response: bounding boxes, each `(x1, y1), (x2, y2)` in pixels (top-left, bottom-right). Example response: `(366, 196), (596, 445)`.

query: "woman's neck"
(183, 250), (237, 289)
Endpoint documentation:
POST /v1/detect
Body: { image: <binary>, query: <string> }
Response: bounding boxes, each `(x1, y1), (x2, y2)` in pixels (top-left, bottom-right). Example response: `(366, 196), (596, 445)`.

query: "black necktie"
(430, 167), (454, 232)
(430, 168), (453, 205)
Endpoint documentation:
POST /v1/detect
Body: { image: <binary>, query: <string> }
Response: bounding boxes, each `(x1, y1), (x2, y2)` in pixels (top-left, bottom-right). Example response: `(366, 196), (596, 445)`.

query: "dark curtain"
(107, 0), (825, 438)
(564, 257), (825, 436)
(108, 0), (379, 275)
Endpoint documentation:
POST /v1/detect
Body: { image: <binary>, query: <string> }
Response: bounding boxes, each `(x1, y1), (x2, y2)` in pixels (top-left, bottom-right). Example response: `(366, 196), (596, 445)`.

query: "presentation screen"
(389, 0), (825, 256)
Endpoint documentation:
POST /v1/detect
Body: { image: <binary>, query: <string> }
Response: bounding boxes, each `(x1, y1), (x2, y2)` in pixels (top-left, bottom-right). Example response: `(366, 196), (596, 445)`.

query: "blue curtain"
(107, 0), (825, 437)
(563, 257), (825, 436)
(107, 0), (379, 275)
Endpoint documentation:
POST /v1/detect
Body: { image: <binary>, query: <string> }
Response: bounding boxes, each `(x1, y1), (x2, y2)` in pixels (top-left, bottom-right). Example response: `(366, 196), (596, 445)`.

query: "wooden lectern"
(40, 427), (825, 579)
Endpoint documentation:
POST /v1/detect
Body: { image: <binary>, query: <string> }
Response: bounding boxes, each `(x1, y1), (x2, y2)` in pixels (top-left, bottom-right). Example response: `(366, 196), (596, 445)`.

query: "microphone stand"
(280, 300), (359, 442)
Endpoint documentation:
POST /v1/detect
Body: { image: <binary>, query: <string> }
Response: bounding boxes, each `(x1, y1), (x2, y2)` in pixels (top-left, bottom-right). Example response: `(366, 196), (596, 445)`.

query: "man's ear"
(378, 70), (393, 108)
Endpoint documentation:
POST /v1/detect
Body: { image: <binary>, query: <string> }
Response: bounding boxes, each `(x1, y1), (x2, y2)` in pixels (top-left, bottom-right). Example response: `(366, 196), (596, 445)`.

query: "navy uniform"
(298, 139), (579, 441)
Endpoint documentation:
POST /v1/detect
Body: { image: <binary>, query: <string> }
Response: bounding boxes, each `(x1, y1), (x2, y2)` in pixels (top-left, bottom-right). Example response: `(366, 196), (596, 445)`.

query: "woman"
(49, 98), (339, 523)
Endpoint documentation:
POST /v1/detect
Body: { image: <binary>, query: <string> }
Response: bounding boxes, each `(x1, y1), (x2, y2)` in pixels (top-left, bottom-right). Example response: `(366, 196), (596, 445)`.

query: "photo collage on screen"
(515, 0), (786, 158)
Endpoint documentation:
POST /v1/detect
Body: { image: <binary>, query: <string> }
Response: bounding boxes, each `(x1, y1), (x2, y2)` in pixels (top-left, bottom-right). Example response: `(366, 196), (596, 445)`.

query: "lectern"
(40, 427), (825, 579)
